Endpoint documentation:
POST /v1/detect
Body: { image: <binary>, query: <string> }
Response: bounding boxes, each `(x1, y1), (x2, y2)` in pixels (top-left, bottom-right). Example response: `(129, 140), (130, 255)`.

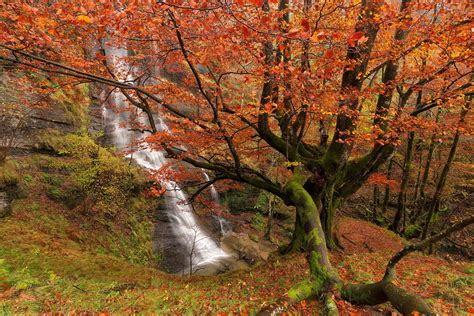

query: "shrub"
(40, 173), (62, 186)
(38, 133), (144, 217)
(22, 174), (33, 183)
(250, 212), (265, 231)
(403, 224), (421, 239)
(0, 160), (20, 187)
(47, 187), (64, 201)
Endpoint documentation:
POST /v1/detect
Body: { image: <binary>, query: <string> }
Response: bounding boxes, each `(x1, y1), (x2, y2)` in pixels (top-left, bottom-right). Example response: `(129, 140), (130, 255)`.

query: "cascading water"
(203, 172), (232, 237)
(203, 172), (220, 202)
(103, 46), (231, 275)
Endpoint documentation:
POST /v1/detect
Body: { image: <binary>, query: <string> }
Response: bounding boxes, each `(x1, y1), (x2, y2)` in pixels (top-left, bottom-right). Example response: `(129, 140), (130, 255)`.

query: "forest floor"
(0, 153), (473, 314)
(1, 212), (472, 314)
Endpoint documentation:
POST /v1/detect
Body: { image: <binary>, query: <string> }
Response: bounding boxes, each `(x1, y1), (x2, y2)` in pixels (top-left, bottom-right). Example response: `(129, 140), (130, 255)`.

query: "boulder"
(221, 232), (277, 265)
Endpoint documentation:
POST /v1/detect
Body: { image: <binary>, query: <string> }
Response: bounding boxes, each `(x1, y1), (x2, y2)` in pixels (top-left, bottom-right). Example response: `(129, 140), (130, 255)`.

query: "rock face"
(221, 232), (277, 265)
(0, 71), (80, 152)
(153, 205), (190, 274)
(0, 191), (10, 218)
(205, 214), (233, 238)
(0, 185), (17, 219)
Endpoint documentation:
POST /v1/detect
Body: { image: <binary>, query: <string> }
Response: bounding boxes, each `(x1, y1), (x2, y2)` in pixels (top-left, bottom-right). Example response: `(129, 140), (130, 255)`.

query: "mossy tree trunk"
(283, 172), (338, 303)
(281, 211), (306, 254)
(320, 186), (341, 250)
(261, 171), (474, 316)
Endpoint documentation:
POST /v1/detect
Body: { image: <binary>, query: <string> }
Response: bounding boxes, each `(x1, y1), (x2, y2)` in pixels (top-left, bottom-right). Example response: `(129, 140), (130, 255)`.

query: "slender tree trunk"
(390, 131), (415, 232)
(320, 185), (340, 250)
(411, 109), (440, 222)
(412, 149), (423, 205)
(373, 185), (380, 222)
(415, 139), (435, 219)
(264, 195), (275, 241)
(432, 147), (443, 184)
(421, 106), (468, 240)
(382, 158), (394, 214)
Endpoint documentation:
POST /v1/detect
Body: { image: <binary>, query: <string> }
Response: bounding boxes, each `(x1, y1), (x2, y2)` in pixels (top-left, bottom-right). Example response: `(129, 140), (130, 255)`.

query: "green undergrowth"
(0, 159), (21, 187)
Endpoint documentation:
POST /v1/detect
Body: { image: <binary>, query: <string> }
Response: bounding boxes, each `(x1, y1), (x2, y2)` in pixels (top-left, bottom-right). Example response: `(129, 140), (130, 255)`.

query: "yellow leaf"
(77, 15), (92, 23)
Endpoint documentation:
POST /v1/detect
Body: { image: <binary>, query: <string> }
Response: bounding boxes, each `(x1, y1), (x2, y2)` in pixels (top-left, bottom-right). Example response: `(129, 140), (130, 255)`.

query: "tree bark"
(390, 131), (415, 232)
(411, 109), (440, 222)
(373, 185), (380, 222)
(281, 212), (306, 254)
(382, 158), (394, 214)
(264, 194), (275, 241)
(412, 149), (423, 207)
(421, 108), (467, 239)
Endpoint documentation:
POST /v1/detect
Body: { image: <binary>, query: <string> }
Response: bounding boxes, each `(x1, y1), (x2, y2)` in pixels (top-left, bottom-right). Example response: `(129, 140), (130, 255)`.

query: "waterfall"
(103, 46), (231, 274)
(203, 171), (220, 204)
(203, 172), (232, 236)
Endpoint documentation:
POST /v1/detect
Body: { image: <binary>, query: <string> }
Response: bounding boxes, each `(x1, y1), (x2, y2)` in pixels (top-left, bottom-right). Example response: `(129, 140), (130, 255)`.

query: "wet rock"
(206, 214), (233, 238)
(221, 232), (277, 265)
(153, 209), (189, 274)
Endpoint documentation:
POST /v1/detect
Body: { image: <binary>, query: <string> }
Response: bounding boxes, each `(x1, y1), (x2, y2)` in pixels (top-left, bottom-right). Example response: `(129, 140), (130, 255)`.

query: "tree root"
(342, 281), (434, 315)
(260, 279), (434, 316)
(323, 293), (339, 316)
(259, 211), (474, 315)
(341, 282), (387, 306)
(382, 282), (433, 315)
(257, 279), (320, 315)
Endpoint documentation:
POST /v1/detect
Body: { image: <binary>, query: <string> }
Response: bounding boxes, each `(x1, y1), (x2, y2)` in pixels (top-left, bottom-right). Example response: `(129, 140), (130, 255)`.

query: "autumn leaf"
(301, 19), (310, 32)
(287, 28), (300, 37)
(310, 31), (327, 42)
(251, 0), (264, 7)
(76, 15), (92, 23)
(348, 31), (364, 47)
(324, 49), (335, 59)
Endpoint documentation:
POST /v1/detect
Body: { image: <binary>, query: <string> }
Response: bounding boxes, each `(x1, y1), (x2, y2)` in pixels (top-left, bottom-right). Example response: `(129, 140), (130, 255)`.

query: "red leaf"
(251, 0), (264, 6)
(348, 31), (364, 47)
(301, 19), (310, 32)
(287, 28), (300, 37)
(324, 49), (335, 59)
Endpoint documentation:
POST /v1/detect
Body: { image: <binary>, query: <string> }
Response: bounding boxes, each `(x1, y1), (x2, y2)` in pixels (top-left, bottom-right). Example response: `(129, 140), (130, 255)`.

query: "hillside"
(1, 149), (472, 314)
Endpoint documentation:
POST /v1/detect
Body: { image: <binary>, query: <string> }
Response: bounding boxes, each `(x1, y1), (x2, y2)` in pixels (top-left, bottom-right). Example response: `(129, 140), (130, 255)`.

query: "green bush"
(0, 160), (20, 187)
(250, 212), (265, 231)
(40, 173), (62, 186)
(22, 174), (33, 183)
(222, 185), (260, 213)
(254, 191), (270, 213)
(403, 224), (421, 239)
(38, 133), (144, 217)
(47, 187), (64, 201)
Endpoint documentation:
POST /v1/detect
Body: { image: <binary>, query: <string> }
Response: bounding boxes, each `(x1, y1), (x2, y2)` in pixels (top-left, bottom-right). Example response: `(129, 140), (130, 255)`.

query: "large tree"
(1, 0), (472, 313)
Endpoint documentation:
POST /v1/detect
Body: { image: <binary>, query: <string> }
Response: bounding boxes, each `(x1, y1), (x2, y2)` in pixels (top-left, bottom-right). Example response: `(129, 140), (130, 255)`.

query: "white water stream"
(103, 46), (231, 274)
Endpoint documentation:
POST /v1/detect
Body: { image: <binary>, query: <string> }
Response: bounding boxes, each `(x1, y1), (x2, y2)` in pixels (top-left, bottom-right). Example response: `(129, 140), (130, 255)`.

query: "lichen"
(307, 228), (323, 246)
(287, 279), (319, 302)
